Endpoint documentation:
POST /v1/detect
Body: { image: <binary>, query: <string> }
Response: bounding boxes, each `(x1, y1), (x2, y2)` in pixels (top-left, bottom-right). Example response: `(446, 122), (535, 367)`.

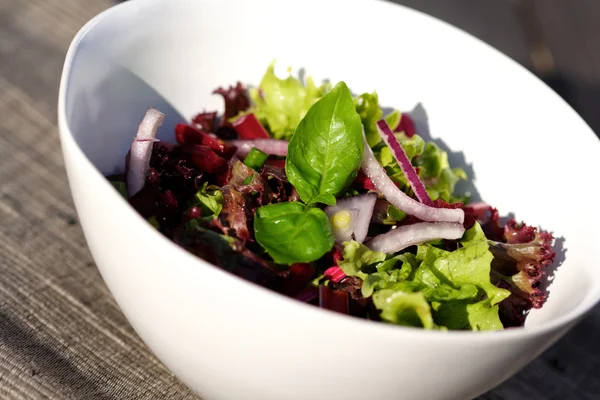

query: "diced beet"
(264, 158), (286, 169)
(191, 111), (217, 132)
(282, 263), (315, 296)
(395, 113), (416, 137)
(157, 190), (179, 217)
(175, 123), (236, 158)
(180, 144), (228, 173)
(214, 161), (234, 187)
(232, 113), (270, 139)
(146, 167), (160, 186)
(354, 171), (376, 191)
(186, 206), (202, 220)
(434, 199), (463, 209)
(319, 285), (349, 315)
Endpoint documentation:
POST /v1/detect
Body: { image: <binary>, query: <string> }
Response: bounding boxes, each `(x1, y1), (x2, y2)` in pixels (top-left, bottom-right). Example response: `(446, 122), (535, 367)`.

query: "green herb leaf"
(285, 81), (364, 204)
(190, 182), (224, 217)
(243, 147), (268, 170)
(254, 202), (334, 264)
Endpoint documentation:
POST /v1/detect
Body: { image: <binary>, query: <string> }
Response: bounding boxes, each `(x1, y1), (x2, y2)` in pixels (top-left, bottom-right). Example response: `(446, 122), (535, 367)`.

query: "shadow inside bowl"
(67, 58), (185, 175)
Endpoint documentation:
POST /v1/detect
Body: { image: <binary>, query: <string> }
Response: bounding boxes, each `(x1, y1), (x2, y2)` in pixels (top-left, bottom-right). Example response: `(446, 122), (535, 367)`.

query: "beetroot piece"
(191, 111), (217, 132)
(232, 113), (270, 139)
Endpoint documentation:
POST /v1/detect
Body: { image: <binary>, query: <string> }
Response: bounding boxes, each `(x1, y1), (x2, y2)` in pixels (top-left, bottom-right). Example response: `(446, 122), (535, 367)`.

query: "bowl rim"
(58, 0), (600, 342)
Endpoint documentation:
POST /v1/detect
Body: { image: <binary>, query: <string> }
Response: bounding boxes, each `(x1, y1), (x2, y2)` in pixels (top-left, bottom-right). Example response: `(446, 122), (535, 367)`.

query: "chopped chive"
(243, 147), (269, 170)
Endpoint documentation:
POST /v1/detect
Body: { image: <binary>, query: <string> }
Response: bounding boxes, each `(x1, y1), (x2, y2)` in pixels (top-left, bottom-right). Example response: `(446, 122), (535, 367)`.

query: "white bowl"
(57, 0), (600, 399)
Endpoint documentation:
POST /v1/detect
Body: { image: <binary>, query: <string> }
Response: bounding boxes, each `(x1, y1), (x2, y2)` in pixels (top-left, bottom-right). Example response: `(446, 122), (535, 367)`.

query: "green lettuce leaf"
(354, 91), (401, 147)
(361, 254), (417, 297)
(190, 182), (224, 217)
(384, 109), (402, 131)
(347, 223), (509, 331)
(433, 299), (504, 331)
(338, 241), (386, 277)
(372, 289), (435, 329)
(375, 133), (425, 190)
(415, 142), (468, 203)
(354, 92), (383, 147)
(242, 62), (329, 140)
(418, 223), (510, 306)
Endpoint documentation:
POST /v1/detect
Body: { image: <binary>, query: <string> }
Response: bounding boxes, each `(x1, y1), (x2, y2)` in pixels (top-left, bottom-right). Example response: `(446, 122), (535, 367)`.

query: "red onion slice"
(376, 120), (434, 206)
(126, 108), (165, 197)
(324, 193), (377, 243)
(361, 138), (464, 224)
(230, 139), (289, 158)
(365, 222), (465, 253)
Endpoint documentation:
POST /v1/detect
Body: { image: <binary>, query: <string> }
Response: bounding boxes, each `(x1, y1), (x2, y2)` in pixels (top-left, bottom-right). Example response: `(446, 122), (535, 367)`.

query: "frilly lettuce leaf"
(338, 223), (510, 331)
(372, 290), (436, 329)
(433, 299), (504, 331)
(466, 204), (557, 327)
(418, 223), (510, 306)
(354, 91), (401, 147)
(190, 182), (224, 217)
(242, 62), (329, 140)
(338, 241), (386, 277)
(414, 142), (467, 203)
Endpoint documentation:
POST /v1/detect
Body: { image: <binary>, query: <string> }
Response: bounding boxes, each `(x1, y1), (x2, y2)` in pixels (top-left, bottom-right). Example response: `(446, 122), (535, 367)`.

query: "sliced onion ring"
(365, 222), (465, 253)
(126, 107), (165, 197)
(361, 137), (464, 224)
(324, 193), (378, 243)
(376, 119), (434, 206)
(230, 139), (289, 158)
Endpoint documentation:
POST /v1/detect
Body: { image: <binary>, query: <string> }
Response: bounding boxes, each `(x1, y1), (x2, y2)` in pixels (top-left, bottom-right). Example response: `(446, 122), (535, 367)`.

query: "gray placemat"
(0, 0), (598, 399)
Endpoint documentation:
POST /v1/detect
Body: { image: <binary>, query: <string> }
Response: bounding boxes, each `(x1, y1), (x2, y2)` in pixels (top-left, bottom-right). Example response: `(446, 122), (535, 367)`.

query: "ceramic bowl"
(58, 0), (600, 399)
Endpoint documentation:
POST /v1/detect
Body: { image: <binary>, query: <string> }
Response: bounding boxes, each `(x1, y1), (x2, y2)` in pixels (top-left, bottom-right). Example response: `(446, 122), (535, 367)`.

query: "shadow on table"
(538, 72), (600, 137)
(0, 311), (113, 400)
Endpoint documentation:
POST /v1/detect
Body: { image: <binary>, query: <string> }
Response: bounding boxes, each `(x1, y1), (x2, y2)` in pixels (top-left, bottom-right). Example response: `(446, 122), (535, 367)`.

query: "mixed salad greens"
(108, 63), (556, 331)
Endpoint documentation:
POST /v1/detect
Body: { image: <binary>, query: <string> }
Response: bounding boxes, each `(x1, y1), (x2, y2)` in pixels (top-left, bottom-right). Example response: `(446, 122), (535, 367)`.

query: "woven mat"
(0, 1), (598, 399)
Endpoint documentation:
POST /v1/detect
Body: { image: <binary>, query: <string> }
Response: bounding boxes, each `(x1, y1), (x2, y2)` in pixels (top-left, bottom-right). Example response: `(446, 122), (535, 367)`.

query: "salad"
(108, 63), (556, 331)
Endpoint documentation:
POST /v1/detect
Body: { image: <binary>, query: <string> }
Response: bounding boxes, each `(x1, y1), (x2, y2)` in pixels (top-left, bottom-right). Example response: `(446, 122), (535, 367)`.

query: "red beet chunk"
(180, 144), (228, 173)
(354, 171), (376, 191)
(191, 111), (217, 132)
(395, 113), (416, 137)
(319, 285), (349, 315)
(175, 124), (236, 158)
(232, 113), (270, 139)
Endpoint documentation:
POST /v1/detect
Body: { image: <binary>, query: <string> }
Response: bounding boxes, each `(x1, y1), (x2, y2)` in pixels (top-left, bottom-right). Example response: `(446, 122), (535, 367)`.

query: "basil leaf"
(285, 81), (363, 205)
(254, 202), (334, 264)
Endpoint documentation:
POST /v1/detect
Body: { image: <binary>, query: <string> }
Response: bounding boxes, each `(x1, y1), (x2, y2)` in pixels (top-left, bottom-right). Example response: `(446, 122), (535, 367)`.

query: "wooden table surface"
(0, 0), (598, 399)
